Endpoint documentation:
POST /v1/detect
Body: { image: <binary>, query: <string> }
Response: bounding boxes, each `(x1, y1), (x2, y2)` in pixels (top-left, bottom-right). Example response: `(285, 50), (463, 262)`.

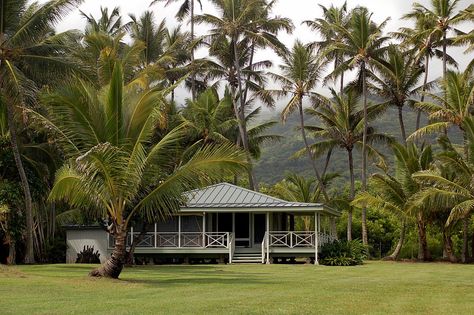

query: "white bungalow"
(66, 183), (340, 264)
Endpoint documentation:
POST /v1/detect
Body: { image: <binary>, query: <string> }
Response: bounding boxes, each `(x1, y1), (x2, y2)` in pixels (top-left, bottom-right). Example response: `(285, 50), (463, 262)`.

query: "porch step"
(232, 252), (262, 264)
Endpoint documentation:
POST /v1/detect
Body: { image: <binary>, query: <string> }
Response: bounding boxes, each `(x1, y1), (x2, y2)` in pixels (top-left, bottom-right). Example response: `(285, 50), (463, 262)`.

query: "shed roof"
(182, 183), (339, 215)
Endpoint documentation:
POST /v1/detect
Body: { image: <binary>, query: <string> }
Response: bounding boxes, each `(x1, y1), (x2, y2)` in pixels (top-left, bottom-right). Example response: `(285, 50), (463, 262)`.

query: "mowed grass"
(1, 261), (474, 315)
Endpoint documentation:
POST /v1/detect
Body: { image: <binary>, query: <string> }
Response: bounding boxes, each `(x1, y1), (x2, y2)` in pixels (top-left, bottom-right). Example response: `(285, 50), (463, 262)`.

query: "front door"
(235, 213), (250, 247)
(253, 214), (266, 245)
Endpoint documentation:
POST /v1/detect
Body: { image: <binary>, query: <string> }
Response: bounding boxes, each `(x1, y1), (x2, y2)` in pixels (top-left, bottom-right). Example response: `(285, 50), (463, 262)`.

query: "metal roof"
(183, 183), (324, 210)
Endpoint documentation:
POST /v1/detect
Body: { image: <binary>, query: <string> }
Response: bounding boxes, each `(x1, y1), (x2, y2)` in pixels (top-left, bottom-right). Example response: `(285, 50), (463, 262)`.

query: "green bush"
(320, 239), (368, 266)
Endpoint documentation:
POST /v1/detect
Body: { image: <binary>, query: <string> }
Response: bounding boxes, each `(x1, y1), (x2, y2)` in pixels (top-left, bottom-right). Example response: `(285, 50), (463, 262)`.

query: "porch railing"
(268, 231), (336, 249)
(108, 232), (231, 249)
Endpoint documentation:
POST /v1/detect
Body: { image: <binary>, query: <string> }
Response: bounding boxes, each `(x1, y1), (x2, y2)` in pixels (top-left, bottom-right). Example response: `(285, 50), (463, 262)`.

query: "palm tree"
(370, 45), (425, 142)
(196, 0), (292, 191)
(455, 4), (474, 75)
(33, 63), (247, 278)
(404, 1), (464, 83)
(80, 6), (129, 36)
(326, 6), (389, 245)
(303, 2), (350, 94)
(0, 0), (83, 263)
(150, 0), (202, 99)
(304, 89), (391, 240)
(270, 41), (329, 202)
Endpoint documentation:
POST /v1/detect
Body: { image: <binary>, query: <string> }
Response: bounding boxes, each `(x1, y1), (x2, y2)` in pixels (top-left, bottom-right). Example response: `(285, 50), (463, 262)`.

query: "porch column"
(154, 223), (157, 248)
(178, 216), (181, 248)
(202, 212), (206, 247)
(266, 211), (270, 264)
(314, 212), (319, 265)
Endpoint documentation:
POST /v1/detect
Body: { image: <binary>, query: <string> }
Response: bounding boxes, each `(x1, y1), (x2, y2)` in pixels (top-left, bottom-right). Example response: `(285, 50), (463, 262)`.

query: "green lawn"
(1, 261), (474, 314)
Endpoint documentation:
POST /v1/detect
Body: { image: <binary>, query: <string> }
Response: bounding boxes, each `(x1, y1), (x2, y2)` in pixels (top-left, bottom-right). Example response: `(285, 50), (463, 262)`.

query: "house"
(66, 183), (340, 264)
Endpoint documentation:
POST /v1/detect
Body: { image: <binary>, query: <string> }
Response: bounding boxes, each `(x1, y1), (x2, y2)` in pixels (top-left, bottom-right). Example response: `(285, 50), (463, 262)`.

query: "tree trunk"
(232, 36), (256, 191)
(361, 63), (368, 246)
(443, 228), (457, 262)
(416, 213), (430, 261)
(5, 100), (35, 264)
(384, 218), (406, 260)
(416, 55), (430, 131)
(89, 225), (127, 278)
(297, 101), (329, 202)
(398, 106), (407, 144)
(190, 0), (196, 100)
(347, 149), (355, 241)
(125, 223), (146, 265)
(462, 217), (469, 263)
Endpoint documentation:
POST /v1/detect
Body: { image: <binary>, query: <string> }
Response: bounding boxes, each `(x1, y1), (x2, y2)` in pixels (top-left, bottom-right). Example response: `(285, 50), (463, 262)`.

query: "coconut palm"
(196, 0), (292, 191)
(455, 4), (474, 75)
(270, 41), (329, 201)
(370, 45), (426, 142)
(303, 89), (391, 240)
(303, 2), (350, 94)
(33, 63), (247, 278)
(80, 6), (130, 36)
(326, 6), (389, 244)
(0, 0), (83, 263)
(353, 142), (434, 261)
(403, 1), (464, 82)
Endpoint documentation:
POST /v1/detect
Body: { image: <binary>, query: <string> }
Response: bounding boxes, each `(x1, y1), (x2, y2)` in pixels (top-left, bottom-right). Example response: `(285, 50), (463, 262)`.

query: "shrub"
(320, 239), (368, 266)
(76, 245), (100, 264)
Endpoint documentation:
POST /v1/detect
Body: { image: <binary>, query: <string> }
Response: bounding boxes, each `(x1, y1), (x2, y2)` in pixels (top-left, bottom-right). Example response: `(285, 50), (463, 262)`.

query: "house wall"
(66, 229), (109, 263)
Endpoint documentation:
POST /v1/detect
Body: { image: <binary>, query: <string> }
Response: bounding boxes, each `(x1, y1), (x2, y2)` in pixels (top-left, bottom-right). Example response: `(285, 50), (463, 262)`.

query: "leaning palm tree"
(33, 63), (247, 278)
(0, 0), (83, 263)
(303, 89), (391, 240)
(325, 6), (389, 244)
(270, 41), (329, 202)
(354, 142), (434, 261)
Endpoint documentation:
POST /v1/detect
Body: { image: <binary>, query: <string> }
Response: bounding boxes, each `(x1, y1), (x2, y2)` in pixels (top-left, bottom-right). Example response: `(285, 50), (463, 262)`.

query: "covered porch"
(111, 183), (339, 264)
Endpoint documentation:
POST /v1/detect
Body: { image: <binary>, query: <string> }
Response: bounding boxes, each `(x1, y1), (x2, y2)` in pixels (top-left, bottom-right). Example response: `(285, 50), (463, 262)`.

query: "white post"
(154, 223), (157, 248)
(202, 212), (206, 248)
(314, 212), (319, 265)
(178, 216), (181, 248)
(130, 226), (134, 247)
(266, 212), (270, 264)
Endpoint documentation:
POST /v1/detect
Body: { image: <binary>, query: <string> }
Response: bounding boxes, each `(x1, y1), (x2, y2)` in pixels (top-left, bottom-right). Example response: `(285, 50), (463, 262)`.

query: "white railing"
(108, 232), (231, 249)
(268, 231), (336, 249)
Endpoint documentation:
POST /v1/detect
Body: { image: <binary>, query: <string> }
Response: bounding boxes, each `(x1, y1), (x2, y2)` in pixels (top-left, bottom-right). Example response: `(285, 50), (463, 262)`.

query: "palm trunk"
(90, 225), (127, 278)
(5, 100), (35, 264)
(347, 149), (355, 241)
(242, 42), (255, 106)
(416, 212), (430, 261)
(443, 228), (457, 263)
(416, 55), (430, 131)
(361, 62), (368, 246)
(298, 101), (329, 202)
(384, 218), (406, 260)
(398, 106), (407, 144)
(442, 32), (447, 82)
(190, 0), (196, 100)
(462, 217), (469, 263)
(232, 36), (256, 191)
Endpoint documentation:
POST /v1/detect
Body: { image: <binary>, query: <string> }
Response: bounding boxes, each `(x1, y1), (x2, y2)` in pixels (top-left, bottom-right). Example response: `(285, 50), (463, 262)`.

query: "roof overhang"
(179, 204), (340, 216)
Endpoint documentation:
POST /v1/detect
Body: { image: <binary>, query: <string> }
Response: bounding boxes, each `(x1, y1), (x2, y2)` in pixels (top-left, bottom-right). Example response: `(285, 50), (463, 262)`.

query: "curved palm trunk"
(361, 63), (368, 246)
(416, 212), (431, 261)
(398, 106), (407, 143)
(416, 55), (430, 131)
(443, 228), (457, 263)
(90, 225), (127, 278)
(232, 37), (257, 191)
(347, 149), (355, 241)
(384, 218), (406, 260)
(5, 100), (35, 264)
(190, 0), (196, 100)
(298, 101), (329, 202)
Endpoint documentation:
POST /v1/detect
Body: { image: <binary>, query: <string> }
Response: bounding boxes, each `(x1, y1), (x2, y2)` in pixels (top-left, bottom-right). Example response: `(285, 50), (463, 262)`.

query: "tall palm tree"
(455, 4), (474, 75)
(196, 0), (292, 191)
(0, 0), (83, 263)
(303, 2), (350, 94)
(404, 1), (464, 83)
(353, 142), (434, 260)
(270, 41), (329, 201)
(370, 45), (425, 142)
(150, 0), (202, 99)
(80, 6), (130, 36)
(326, 6), (389, 245)
(303, 89), (391, 240)
(33, 63), (247, 278)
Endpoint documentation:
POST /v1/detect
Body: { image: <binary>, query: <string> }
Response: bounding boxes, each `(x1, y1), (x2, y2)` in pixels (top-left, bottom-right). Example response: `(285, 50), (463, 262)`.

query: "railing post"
(266, 212), (270, 264)
(130, 226), (133, 247)
(290, 232), (293, 248)
(178, 216), (181, 248)
(314, 212), (319, 265)
(154, 223), (157, 248)
(202, 212), (206, 248)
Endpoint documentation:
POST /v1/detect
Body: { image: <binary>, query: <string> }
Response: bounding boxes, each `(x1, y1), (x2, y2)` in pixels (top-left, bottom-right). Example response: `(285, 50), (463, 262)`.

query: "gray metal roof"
(183, 183), (324, 209)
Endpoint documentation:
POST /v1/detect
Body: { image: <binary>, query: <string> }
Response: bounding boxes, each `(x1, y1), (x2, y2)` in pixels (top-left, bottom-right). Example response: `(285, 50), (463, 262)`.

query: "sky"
(39, 0), (474, 106)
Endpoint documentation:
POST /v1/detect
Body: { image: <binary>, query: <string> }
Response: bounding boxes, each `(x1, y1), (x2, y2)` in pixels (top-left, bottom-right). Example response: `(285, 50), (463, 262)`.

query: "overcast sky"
(40, 0), (474, 106)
